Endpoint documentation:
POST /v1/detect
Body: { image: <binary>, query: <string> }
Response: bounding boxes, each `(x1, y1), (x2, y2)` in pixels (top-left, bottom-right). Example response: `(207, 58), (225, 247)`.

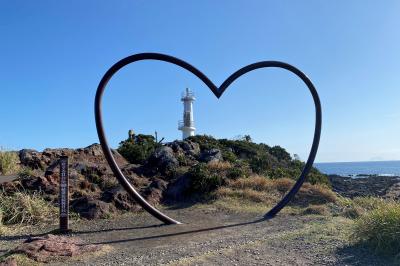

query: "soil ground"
(0, 204), (394, 266)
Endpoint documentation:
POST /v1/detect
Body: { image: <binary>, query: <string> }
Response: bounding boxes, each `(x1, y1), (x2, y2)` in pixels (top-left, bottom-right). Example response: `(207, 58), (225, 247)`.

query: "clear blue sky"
(1, 1), (399, 163)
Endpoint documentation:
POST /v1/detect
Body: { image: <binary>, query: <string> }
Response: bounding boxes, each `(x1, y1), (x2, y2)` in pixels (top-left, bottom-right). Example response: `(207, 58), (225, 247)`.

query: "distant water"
(314, 160), (400, 177)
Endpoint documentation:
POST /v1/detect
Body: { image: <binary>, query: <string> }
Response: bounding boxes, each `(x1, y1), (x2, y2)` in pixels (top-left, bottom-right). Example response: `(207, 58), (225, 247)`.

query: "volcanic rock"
(71, 196), (116, 219)
(199, 148), (222, 163)
(148, 146), (179, 175)
(13, 234), (102, 262)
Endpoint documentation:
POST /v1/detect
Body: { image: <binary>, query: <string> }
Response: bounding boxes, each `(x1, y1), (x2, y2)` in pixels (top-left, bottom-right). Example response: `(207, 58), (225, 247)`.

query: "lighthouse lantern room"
(178, 88), (196, 140)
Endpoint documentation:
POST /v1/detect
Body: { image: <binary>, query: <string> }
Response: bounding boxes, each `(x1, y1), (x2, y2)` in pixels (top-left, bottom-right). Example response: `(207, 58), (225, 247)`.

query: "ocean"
(314, 160), (400, 177)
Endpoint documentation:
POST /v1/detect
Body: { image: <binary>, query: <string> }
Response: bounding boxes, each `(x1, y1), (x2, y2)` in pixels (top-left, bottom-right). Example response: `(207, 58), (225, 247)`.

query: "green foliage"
(222, 150), (237, 163)
(118, 134), (159, 164)
(352, 201), (400, 260)
(188, 134), (330, 186)
(269, 146), (291, 161)
(249, 154), (274, 175)
(289, 160), (331, 187)
(187, 135), (221, 151)
(0, 150), (20, 175)
(227, 167), (245, 179)
(187, 163), (224, 194)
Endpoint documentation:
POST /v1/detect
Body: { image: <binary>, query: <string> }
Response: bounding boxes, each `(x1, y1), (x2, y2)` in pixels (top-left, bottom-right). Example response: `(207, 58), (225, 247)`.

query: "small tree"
(117, 134), (159, 164)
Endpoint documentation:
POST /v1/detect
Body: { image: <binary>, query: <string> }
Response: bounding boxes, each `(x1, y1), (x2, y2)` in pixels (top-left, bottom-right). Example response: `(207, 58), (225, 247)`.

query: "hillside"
(1, 135), (399, 265)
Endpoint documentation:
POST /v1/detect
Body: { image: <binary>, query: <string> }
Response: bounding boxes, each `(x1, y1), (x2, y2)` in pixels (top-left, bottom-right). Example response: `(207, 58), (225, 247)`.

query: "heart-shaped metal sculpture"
(95, 53), (322, 225)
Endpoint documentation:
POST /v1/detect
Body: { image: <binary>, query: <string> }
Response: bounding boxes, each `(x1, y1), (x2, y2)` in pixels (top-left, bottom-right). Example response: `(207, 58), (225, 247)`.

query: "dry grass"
(215, 175), (337, 208)
(302, 205), (330, 216)
(0, 150), (20, 175)
(206, 161), (232, 171)
(0, 192), (57, 226)
(217, 187), (279, 204)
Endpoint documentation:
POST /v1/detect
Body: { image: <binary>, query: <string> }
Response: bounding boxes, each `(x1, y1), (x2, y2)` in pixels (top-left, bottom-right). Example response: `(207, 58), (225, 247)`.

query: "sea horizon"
(315, 160), (400, 177)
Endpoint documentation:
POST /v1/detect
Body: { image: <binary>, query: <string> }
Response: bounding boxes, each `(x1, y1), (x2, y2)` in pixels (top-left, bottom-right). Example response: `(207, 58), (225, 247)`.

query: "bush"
(187, 163), (224, 194)
(0, 192), (57, 225)
(0, 150), (20, 175)
(268, 146), (291, 161)
(118, 134), (159, 164)
(352, 201), (400, 260)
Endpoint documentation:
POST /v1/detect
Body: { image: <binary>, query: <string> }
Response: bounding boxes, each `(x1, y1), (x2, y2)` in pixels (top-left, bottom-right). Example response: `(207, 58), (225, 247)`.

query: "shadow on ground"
(335, 243), (395, 266)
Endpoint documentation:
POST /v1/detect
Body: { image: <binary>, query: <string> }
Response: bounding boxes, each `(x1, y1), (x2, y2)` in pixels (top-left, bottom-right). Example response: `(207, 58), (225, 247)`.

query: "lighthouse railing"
(178, 120), (195, 129)
(181, 91), (195, 99)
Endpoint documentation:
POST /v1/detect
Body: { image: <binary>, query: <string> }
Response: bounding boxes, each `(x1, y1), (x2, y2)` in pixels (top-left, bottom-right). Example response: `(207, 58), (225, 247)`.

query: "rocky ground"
(0, 142), (206, 220)
(329, 174), (400, 200)
(1, 143), (400, 265)
(0, 205), (395, 266)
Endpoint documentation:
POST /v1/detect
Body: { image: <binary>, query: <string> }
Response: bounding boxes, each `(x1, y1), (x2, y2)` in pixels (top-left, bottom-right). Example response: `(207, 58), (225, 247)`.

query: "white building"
(178, 88), (196, 139)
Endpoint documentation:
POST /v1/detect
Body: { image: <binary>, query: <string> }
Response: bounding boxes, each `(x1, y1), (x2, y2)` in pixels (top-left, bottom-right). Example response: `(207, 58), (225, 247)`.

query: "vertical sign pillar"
(59, 156), (69, 233)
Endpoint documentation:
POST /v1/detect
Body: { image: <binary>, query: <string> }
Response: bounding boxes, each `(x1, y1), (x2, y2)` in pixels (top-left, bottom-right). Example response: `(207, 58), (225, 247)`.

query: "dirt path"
(0, 206), (394, 265)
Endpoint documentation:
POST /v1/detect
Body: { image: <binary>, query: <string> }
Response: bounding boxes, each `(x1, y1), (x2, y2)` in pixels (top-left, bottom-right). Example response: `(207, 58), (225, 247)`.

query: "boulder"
(165, 174), (192, 200)
(148, 146), (179, 175)
(71, 197), (116, 219)
(12, 234), (102, 262)
(199, 149), (222, 163)
(167, 140), (200, 156)
(101, 186), (140, 211)
(21, 174), (59, 195)
(19, 149), (45, 170)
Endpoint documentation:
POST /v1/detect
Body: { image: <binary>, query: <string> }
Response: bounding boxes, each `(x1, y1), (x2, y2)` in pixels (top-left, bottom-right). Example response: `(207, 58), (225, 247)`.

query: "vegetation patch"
(336, 196), (388, 219)
(0, 191), (57, 225)
(352, 201), (400, 261)
(0, 150), (20, 175)
(215, 176), (336, 208)
(118, 134), (160, 164)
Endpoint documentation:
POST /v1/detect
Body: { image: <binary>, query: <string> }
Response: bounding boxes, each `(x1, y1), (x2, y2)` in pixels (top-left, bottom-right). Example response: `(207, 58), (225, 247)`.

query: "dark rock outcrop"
(148, 146), (179, 175)
(329, 175), (400, 199)
(71, 196), (116, 219)
(199, 148), (222, 163)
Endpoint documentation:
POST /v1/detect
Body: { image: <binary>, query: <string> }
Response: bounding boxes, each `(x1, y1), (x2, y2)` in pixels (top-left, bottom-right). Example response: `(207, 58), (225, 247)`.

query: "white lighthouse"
(178, 88), (196, 139)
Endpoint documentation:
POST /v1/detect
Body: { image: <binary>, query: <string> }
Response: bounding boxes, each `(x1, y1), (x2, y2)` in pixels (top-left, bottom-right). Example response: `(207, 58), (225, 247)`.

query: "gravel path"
(0, 206), (394, 265)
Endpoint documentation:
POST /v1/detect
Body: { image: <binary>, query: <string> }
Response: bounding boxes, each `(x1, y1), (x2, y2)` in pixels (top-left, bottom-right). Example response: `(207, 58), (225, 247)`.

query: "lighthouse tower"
(178, 88), (196, 140)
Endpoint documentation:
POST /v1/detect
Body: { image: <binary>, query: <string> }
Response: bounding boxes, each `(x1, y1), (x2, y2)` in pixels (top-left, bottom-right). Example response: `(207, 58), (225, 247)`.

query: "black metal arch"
(94, 53), (322, 225)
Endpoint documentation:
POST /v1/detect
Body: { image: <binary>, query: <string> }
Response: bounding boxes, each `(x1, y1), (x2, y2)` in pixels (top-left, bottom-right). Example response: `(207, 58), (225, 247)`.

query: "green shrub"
(268, 145), (291, 161)
(222, 150), (237, 163)
(118, 134), (159, 164)
(352, 201), (400, 260)
(187, 163), (224, 194)
(0, 150), (20, 175)
(0, 192), (57, 225)
(268, 167), (287, 179)
(187, 135), (221, 151)
(249, 154), (274, 175)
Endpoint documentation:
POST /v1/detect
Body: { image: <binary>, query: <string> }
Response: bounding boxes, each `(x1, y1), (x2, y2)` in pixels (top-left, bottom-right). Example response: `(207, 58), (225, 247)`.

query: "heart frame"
(95, 53), (322, 225)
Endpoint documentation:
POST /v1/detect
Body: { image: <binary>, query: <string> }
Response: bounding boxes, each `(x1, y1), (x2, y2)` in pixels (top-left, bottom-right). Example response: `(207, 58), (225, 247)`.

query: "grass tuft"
(337, 196), (388, 219)
(0, 149), (20, 175)
(352, 201), (400, 260)
(0, 192), (57, 225)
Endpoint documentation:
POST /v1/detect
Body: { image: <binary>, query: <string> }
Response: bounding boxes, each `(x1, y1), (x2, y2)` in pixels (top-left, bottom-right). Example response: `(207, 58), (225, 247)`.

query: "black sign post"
(59, 156), (69, 233)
